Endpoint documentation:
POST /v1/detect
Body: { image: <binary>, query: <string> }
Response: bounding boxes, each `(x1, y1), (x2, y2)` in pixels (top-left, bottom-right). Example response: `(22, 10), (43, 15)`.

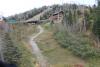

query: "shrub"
(54, 31), (100, 59)
(3, 33), (21, 65)
(2, 24), (35, 67)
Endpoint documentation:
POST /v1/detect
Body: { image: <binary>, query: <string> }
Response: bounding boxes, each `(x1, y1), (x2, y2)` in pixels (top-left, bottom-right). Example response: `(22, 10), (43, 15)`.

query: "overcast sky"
(0, 0), (96, 17)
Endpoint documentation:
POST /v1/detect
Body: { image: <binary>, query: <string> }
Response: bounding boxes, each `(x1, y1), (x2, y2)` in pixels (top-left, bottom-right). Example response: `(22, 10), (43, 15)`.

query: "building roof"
(52, 11), (64, 16)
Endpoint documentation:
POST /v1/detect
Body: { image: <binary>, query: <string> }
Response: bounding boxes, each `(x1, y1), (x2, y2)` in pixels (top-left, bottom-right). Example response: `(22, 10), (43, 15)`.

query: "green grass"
(35, 29), (86, 67)
(55, 31), (100, 58)
(53, 24), (100, 67)
(35, 23), (100, 67)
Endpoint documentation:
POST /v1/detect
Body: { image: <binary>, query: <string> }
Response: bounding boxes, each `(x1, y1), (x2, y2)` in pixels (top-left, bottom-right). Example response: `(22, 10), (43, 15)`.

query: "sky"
(0, 0), (96, 17)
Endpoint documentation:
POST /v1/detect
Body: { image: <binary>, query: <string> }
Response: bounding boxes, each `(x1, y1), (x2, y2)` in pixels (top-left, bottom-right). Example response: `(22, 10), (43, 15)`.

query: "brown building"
(49, 11), (64, 23)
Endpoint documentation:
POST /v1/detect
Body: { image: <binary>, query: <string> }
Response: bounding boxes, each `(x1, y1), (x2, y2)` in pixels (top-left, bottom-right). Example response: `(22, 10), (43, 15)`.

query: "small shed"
(7, 19), (17, 24)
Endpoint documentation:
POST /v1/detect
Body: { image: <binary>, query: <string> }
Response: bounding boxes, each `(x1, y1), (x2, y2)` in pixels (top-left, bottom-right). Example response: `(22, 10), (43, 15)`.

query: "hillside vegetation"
(35, 1), (100, 67)
(7, 6), (48, 21)
(1, 23), (37, 67)
(3, 1), (100, 67)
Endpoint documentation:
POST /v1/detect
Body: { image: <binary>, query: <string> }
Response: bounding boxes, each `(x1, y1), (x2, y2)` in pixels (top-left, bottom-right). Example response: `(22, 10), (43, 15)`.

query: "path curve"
(29, 25), (48, 67)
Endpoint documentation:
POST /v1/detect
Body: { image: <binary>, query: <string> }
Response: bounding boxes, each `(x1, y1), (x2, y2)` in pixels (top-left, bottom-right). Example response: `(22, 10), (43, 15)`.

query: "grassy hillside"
(7, 6), (48, 21)
(35, 30), (85, 67)
(3, 2), (99, 67)
(34, 23), (100, 67)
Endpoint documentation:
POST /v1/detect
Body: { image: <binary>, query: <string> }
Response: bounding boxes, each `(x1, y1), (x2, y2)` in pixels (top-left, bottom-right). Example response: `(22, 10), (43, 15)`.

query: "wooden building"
(49, 11), (64, 23)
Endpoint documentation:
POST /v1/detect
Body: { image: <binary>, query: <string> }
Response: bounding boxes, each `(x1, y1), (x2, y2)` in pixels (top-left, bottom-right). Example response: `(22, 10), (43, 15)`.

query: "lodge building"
(49, 11), (64, 23)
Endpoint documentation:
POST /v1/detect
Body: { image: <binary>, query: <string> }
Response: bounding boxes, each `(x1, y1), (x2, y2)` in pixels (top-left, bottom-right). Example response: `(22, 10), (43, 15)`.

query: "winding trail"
(29, 25), (48, 67)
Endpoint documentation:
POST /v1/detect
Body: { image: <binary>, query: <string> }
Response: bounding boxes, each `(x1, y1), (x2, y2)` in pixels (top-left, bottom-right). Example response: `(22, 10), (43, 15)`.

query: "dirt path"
(29, 25), (48, 67)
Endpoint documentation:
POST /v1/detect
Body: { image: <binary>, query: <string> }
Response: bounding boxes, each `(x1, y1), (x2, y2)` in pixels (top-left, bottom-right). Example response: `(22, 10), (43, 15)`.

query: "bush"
(54, 31), (100, 59)
(3, 33), (21, 65)
(8, 24), (35, 67)
(2, 24), (35, 67)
